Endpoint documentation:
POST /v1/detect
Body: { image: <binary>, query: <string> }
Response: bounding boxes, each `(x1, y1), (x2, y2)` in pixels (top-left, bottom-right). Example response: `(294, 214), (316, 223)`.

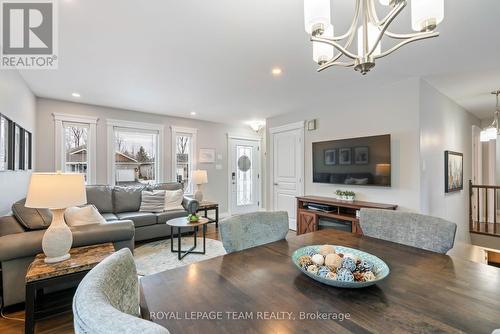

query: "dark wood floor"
(0, 224), (225, 334)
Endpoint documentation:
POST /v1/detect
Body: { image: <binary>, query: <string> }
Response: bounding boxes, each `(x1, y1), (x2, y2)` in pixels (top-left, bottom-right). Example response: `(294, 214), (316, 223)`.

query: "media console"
(296, 195), (397, 235)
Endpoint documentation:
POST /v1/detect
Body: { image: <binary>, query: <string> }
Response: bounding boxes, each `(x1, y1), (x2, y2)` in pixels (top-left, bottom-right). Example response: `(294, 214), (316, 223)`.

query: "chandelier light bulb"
(304, 0), (331, 36)
(411, 0), (444, 32)
(313, 24), (334, 65)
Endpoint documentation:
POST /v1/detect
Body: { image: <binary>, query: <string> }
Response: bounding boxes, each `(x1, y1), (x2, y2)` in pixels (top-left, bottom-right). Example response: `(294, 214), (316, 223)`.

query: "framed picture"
(445, 151), (463, 193)
(199, 148), (216, 163)
(339, 148), (352, 165)
(24, 130), (32, 170)
(354, 146), (369, 165)
(0, 114), (8, 172)
(324, 149), (336, 165)
(14, 124), (21, 170)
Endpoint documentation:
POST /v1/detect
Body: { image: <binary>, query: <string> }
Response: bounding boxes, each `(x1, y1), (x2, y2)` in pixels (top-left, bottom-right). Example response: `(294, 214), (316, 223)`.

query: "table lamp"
(25, 173), (87, 263)
(375, 163), (391, 186)
(192, 170), (208, 202)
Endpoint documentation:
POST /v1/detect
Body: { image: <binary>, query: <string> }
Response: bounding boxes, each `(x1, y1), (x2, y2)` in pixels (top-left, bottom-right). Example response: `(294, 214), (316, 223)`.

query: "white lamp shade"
(304, 0), (331, 34)
(192, 170), (208, 185)
(411, 0), (444, 32)
(357, 22), (381, 56)
(26, 173), (87, 209)
(313, 24), (334, 64)
(379, 0), (391, 5)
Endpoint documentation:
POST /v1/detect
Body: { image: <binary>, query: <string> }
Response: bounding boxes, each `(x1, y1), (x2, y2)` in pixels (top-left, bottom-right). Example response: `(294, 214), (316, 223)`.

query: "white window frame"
(171, 126), (197, 195)
(53, 113), (98, 184)
(106, 119), (164, 186)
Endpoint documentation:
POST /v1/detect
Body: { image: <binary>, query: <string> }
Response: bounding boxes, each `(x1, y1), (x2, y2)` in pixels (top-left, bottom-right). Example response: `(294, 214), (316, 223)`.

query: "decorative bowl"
(291, 245), (390, 288)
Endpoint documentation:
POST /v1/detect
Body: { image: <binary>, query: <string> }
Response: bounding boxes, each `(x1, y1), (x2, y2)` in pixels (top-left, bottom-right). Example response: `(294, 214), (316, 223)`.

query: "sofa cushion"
(65, 205), (107, 227)
(86, 186), (114, 213)
(148, 182), (183, 191)
(113, 186), (145, 213)
(101, 213), (119, 222)
(164, 189), (184, 211)
(139, 190), (166, 213)
(11, 199), (52, 230)
(0, 216), (25, 237)
(156, 210), (188, 224)
(116, 212), (156, 228)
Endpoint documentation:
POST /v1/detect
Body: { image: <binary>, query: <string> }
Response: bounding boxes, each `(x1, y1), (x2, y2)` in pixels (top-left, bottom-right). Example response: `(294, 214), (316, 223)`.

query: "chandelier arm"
(383, 31), (432, 40)
(369, 0), (407, 27)
(368, 1), (406, 57)
(374, 32), (439, 59)
(317, 61), (355, 72)
(311, 36), (358, 60)
(331, 0), (361, 41)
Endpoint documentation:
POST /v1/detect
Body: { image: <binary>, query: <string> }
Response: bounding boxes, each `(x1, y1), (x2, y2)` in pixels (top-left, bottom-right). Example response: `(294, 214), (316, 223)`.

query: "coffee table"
(167, 217), (210, 260)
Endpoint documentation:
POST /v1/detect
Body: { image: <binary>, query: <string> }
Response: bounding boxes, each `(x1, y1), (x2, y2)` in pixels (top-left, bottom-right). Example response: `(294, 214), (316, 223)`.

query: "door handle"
(274, 183), (279, 186)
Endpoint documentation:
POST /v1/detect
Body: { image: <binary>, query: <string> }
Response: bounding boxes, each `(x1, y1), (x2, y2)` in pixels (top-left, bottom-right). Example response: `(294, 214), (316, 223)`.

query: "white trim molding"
(268, 121), (305, 134)
(107, 119), (165, 185)
(227, 133), (261, 141)
(52, 113), (98, 185)
(171, 126), (198, 194)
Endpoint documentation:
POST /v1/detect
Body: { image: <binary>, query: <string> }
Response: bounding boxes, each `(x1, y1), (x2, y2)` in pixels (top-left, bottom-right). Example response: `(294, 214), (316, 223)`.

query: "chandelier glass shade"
(304, 0), (444, 75)
(480, 91), (500, 142)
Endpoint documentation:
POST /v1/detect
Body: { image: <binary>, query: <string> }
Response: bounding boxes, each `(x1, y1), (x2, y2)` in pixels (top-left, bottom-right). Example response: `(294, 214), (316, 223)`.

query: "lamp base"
(42, 208), (73, 264)
(194, 189), (203, 202)
(44, 253), (71, 264)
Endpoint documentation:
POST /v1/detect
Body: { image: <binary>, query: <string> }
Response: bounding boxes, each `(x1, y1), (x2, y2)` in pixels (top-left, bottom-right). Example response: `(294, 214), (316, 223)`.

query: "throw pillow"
(12, 199), (52, 230)
(65, 205), (106, 227)
(140, 190), (166, 213)
(164, 189), (184, 211)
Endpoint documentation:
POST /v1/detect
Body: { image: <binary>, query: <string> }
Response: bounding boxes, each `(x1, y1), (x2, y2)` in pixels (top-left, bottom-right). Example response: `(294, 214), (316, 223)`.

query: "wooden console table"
(296, 196), (397, 235)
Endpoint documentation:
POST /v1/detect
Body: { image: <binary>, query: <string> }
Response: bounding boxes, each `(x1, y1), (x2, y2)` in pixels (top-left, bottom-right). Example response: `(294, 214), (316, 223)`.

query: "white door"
(271, 124), (304, 230)
(229, 138), (261, 215)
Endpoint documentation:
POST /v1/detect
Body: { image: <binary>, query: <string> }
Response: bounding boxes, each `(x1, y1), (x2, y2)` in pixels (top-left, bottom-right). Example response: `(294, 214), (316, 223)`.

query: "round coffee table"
(166, 217), (210, 260)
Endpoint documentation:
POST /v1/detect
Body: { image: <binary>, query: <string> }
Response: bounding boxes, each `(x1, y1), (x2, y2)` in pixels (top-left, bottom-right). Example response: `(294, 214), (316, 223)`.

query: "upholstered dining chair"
(219, 211), (289, 253)
(359, 209), (457, 254)
(73, 248), (169, 334)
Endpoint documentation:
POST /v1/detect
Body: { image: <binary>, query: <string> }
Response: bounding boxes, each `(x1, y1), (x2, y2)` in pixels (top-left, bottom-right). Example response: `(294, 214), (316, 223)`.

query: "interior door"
(229, 138), (260, 215)
(272, 127), (304, 230)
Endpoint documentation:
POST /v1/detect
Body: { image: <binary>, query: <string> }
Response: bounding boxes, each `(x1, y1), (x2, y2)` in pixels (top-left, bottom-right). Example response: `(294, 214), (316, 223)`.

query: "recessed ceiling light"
(72, 92), (81, 98)
(190, 112), (197, 116)
(271, 68), (283, 76)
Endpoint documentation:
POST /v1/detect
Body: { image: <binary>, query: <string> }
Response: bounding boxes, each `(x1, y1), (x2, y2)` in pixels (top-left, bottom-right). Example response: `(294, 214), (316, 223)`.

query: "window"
(171, 127), (197, 194)
(63, 122), (89, 180)
(53, 113), (98, 184)
(114, 128), (158, 185)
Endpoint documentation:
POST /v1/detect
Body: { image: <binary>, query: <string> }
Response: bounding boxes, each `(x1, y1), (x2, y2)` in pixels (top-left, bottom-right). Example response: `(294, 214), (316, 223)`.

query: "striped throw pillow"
(139, 190), (166, 213)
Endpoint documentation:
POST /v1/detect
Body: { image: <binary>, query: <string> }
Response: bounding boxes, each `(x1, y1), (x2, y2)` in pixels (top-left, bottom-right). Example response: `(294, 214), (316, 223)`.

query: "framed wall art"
(445, 150), (463, 193)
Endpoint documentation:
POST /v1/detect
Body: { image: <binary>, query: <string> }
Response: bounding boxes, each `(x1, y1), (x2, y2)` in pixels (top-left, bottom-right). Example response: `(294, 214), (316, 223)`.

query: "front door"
(229, 138), (260, 215)
(271, 125), (304, 230)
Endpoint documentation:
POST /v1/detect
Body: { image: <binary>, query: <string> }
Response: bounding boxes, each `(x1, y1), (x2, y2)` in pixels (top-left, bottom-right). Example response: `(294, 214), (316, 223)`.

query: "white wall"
(35, 98), (257, 213)
(419, 80), (480, 243)
(266, 78), (422, 212)
(0, 71), (36, 215)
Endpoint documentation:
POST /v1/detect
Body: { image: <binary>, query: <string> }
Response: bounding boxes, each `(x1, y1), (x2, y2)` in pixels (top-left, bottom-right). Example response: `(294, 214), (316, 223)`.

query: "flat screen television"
(312, 134), (391, 187)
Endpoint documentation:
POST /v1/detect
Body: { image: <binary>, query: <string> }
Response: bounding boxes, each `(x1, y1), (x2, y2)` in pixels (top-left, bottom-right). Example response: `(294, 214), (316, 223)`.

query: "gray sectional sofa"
(0, 182), (197, 307)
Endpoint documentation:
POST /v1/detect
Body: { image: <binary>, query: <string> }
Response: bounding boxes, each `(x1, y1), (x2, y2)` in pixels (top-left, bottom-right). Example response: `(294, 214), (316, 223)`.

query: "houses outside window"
(63, 123), (89, 180)
(171, 127), (197, 194)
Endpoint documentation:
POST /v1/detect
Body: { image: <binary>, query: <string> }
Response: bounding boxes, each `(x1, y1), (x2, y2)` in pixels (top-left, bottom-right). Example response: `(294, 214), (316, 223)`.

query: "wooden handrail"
(469, 180), (499, 236)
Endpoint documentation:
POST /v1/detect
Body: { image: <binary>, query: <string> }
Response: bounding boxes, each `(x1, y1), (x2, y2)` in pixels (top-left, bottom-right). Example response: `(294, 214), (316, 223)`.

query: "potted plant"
(336, 190), (355, 201)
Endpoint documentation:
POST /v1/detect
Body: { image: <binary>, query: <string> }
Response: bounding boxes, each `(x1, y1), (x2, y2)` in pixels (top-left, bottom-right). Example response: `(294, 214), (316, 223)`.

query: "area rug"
(134, 238), (227, 276)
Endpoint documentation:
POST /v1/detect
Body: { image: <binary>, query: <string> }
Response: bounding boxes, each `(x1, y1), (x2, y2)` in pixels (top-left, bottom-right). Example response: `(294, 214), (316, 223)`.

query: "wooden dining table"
(140, 229), (500, 334)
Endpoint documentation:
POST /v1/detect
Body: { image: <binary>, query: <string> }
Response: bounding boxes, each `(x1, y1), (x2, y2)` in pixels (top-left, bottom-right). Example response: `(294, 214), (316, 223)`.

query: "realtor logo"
(1, 0), (58, 69)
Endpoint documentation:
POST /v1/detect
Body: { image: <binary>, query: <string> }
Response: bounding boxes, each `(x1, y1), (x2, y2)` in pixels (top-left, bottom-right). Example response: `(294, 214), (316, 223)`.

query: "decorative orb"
(298, 255), (313, 268)
(317, 266), (331, 278)
(319, 245), (336, 256)
(357, 259), (374, 272)
(325, 271), (337, 280)
(363, 271), (376, 282)
(343, 253), (360, 262)
(336, 268), (355, 282)
(324, 253), (342, 268)
(311, 254), (325, 266)
(341, 257), (357, 272)
(306, 265), (319, 274)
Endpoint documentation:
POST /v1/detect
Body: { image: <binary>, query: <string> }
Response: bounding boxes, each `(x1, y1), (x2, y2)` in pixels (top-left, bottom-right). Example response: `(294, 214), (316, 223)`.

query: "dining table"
(140, 229), (500, 334)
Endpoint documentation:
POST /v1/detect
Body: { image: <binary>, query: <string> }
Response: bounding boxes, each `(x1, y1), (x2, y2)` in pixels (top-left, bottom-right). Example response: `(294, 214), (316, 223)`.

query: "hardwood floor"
(0, 224), (225, 334)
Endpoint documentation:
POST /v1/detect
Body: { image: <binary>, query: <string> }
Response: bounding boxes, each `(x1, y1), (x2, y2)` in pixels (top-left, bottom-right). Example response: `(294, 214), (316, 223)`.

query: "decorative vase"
(42, 209), (73, 263)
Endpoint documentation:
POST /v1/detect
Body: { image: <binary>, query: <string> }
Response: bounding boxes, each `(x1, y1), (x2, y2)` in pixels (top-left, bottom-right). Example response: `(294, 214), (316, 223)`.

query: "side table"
(167, 217), (210, 260)
(197, 201), (219, 228)
(25, 243), (115, 334)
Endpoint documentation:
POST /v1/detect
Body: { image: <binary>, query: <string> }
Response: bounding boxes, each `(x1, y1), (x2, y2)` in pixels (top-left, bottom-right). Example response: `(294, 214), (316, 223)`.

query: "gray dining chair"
(359, 208), (457, 254)
(219, 211), (289, 253)
(73, 248), (169, 334)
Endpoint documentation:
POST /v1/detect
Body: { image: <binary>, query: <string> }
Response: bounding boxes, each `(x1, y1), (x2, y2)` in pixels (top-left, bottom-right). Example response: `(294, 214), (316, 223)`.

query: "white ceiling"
(18, 0), (500, 123)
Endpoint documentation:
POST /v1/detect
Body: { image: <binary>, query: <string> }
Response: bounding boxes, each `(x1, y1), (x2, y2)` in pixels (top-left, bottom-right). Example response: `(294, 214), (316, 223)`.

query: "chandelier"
(304, 0), (444, 75)
(480, 91), (500, 142)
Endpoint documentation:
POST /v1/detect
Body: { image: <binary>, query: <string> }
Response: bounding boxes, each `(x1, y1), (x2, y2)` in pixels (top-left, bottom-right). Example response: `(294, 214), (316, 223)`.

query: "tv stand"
(296, 196), (397, 235)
